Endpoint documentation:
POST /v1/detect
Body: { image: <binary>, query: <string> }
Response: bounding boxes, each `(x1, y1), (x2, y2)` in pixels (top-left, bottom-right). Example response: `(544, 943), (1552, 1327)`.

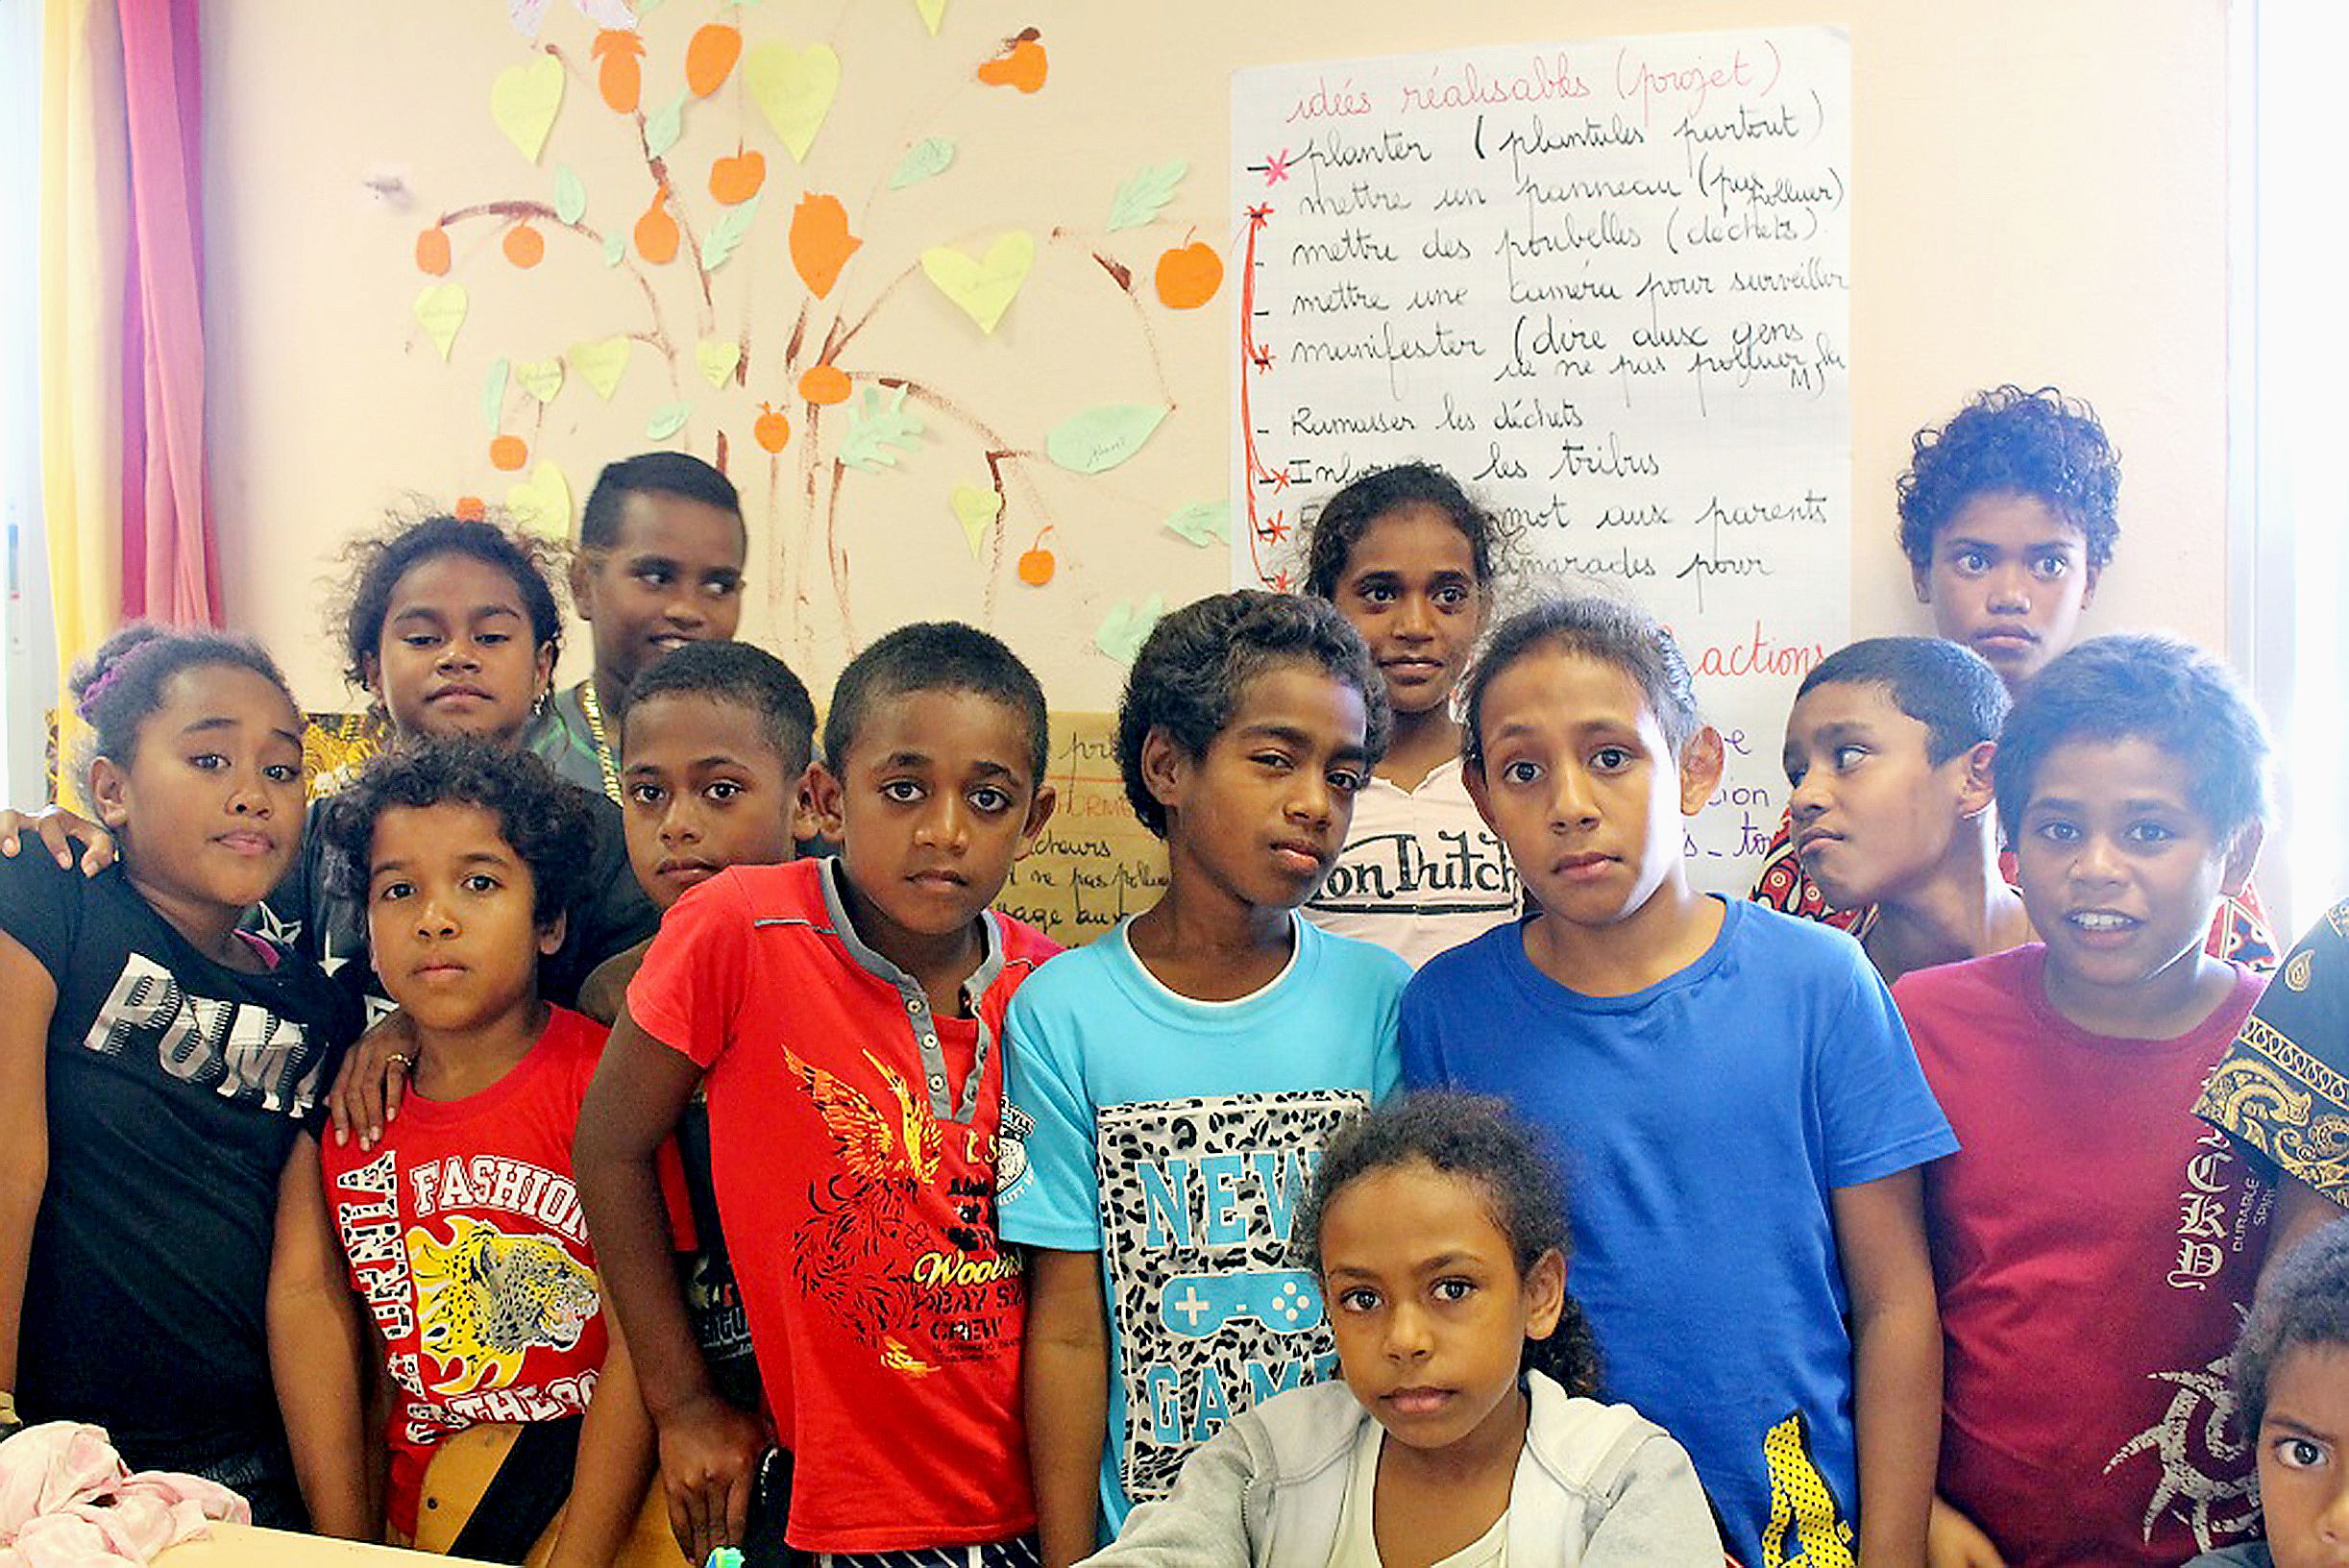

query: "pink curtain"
(114, 0), (217, 625)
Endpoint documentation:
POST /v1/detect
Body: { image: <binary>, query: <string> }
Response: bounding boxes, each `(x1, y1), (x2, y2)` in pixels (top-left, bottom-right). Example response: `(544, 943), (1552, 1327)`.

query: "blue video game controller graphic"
(1158, 1269), (1324, 1338)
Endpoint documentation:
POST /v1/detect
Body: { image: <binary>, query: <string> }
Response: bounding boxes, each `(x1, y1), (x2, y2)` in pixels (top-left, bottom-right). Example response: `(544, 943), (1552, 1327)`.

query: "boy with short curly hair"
(1000, 591), (1411, 1564)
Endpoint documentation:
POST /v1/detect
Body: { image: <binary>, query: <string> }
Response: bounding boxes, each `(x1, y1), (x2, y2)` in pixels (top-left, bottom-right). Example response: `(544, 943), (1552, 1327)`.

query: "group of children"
(1, 385), (2346, 1568)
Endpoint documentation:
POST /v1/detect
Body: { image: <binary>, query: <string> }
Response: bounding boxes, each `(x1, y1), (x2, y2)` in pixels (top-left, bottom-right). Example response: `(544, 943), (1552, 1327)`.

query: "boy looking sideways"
(1898, 635), (2272, 1568)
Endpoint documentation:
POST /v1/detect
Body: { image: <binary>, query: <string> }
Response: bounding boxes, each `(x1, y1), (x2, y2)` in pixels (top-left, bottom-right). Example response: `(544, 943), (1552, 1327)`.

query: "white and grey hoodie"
(1080, 1371), (1724, 1567)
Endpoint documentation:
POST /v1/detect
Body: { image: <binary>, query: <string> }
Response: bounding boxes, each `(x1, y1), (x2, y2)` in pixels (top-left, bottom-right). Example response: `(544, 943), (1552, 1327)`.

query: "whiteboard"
(1231, 25), (1851, 892)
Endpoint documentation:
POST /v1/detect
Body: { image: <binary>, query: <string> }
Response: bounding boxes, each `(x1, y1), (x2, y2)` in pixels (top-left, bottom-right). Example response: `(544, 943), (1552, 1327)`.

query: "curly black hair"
(1116, 591), (1392, 840)
(1896, 385), (2121, 571)
(69, 623), (299, 799)
(624, 640), (818, 777)
(1461, 594), (1701, 771)
(333, 514), (565, 694)
(1796, 637), (2011, 768)
(1994, 633), (2269, 845)
(318, 739), (592, 927)
(579, 452), (746, 552)
(1297, 1091), (1600, 1398)
(2232, 1221), (2349, 1440)
(823, 621), (1049, 784)
(1303, 462), (1505, 600)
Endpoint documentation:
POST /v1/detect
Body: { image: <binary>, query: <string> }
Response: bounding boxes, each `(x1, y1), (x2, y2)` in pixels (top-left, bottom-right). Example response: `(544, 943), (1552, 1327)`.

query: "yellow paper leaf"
(490, 55), (565, 163)
(914, 0), (947, 34)
(412, 283), (468, 359)
(506, 460), (573, 539)
(568, 336), (632, 400)
(696, 339), (742, 389)
(918, 231), (1035, 334)
(744, 40), (840, 163)
(948, 482), (1001, 558)
(513, 356), (564, 403)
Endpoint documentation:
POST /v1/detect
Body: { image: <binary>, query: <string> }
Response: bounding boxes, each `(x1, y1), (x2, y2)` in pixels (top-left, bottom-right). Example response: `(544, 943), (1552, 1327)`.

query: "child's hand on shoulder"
(0, 806), (115, 875)
(328, 1010), (421, 1150)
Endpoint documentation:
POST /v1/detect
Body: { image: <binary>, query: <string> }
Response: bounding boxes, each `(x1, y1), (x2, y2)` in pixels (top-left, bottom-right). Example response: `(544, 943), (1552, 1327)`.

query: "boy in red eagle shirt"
(577, 624), (1062, 1568)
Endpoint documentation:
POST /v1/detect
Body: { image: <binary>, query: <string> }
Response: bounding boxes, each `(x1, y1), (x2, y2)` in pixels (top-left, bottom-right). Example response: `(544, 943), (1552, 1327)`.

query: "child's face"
(2012, 736), (2257, 1002)
(1466, 647), (1718, 931)
(90, 665), (306, 916)
(1783, 680), (1989, 912)
(809, 689), (1054, 952)
(364, 551), (553, 745)
(1332, 503), (1485, 721)
(620, 692), (804, 912)
(1142, 662), (1370, 912)
(2260, 1344), (2349, 1568)
(1322, 1160), (1563, 1458)
(363, 801), (560, 1032)
(572, 492), (746, 692)
(1912, 493), (2098, 690)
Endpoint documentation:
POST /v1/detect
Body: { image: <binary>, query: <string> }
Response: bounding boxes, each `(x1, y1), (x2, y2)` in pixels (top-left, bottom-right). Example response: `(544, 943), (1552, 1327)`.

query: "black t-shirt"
(257, 785), (657, 1017)
(3, 854), (360, 1472)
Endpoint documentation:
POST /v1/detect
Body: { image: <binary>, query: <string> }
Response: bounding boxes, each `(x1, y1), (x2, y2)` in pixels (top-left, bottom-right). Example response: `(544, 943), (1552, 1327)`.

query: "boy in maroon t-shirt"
(575, 624), (1061, 1568)
(1896, 635), (2271, 1568)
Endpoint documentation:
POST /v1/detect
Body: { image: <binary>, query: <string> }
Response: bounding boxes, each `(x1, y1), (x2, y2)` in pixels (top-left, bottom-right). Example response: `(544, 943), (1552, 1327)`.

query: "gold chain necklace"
(576, 680), (623, 803)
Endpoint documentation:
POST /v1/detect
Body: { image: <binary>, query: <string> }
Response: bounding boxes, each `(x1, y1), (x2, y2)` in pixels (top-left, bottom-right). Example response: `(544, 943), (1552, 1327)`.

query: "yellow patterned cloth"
(2195, 900), (2349, 1202)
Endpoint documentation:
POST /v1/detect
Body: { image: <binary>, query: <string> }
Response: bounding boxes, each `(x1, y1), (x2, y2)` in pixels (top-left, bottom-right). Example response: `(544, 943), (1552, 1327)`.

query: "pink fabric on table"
(0, 1423), (248, 1568)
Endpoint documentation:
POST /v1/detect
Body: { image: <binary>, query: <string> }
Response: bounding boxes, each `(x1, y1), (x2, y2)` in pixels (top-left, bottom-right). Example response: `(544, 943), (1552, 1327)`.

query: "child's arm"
(1578, 1432), (1726, 1567)
(0, 807), (114, 876)
(545, 1308), (658, 1568)
(1077, 1420), (1259, 1568)
(1833, 1167), (1940, 1568)
(1026, 1246), (1109, 1568)
(267, 1134), (374, 1539)
(1925, 1494), (2008, 1568)
(574, 1012), (762, 1567)
(0, 932), (53, 1421)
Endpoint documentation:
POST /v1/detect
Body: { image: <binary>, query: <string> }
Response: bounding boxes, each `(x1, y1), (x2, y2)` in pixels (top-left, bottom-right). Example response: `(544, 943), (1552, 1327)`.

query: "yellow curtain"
(38, 0), (128, 803)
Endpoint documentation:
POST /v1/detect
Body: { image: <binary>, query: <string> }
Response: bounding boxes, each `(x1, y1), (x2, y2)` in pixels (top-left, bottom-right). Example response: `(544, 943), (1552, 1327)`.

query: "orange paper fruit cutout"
(710, 148), (766, 206)
(635, 189), (680, 264)
(1017, 527), (1057, 586)
(788, 193), (861, 299)
(686, 23), (742, 97)
(415, 226), (452, 276)
(797, 363), (851, 405)
(977, 30), (1047, 93)
(502, 222), (546, 269)
(754, 403), (793, 453)
(594, 30), (645, 114)
(453, 495), (488, 522)
(490, 434), (529, 471)
(1154, 241), (1222, 309)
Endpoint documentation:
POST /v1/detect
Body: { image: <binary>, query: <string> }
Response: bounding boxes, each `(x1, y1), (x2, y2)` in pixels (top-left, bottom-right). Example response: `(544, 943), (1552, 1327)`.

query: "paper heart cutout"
(948, 483), (1001, 559)
(1095, 595), (1164, 666)
(569, 336), (632, 400)
(914, 0), (947, 34)
(413, 283), (468, 359)
(506, 460), (573, 540)
(513, 357), (564, 403)
(918, 231), (1035, 335)
(745, 40), (840, 163)
(696, 339), (742, 389)
(491, 55), (565, 164)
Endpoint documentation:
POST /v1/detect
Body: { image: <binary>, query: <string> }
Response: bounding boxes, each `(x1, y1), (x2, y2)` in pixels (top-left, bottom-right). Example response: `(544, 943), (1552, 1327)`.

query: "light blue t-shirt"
(1400, 899), (1955, 1568)
(998, 913), (1407, 1538)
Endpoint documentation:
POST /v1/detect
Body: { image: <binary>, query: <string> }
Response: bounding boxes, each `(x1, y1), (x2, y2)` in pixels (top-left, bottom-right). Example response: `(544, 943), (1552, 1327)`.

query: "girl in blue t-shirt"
(0, 625), (364, 1531)
(1297, 464), (1520, 967)
(1092, 1090), (1720, 1565)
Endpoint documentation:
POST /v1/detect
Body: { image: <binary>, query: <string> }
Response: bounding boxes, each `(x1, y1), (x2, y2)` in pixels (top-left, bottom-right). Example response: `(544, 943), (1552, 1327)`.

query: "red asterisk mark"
(1245, 203), (1274, 228)
(1262, 150), (1292, 186)
(1270, 570), (1292, 593)
(1269, 469), (1291, 491)
(1260, 511), (1289, 544)
(1250, 344), (1275, 373)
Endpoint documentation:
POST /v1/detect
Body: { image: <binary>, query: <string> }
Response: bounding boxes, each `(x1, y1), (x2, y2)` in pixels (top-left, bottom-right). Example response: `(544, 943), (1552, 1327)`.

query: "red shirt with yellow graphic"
(627, 858), (1059, 1555)
(321, 1006), (613, 1537)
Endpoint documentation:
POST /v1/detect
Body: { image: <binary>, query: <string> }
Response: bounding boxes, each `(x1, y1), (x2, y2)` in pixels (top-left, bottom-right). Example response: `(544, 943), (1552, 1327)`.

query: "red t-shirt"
(321, 1007), (614, 1537)
(1896, 946), (2270, 1568)
(628, 857), (1060, 1554)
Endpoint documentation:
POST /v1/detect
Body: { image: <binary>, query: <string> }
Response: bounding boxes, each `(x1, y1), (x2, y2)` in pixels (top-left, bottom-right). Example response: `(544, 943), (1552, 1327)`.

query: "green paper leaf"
(553, 166), (587, 225)
(646, 91), (687, 159)
(1164, 500), (1230, 548)
(1046, 404), (1168, 474)
(602, 233), (624, 266)
(702, 193), (761, 271)
(888, 136), (955, 190)
(1107, 159), (1187, 233)
(482, 357), (511, 434)
(839, 385), (926, 473)
(636, 0), (666, 12)
(647, 401), (691, 440)
(1095, 595), (1164, 664)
